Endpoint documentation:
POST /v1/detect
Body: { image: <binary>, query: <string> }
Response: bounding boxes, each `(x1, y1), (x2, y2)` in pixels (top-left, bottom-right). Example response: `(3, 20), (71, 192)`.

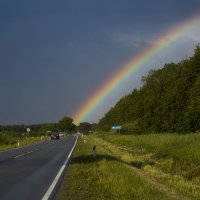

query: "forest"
(99, 45), (200, 133)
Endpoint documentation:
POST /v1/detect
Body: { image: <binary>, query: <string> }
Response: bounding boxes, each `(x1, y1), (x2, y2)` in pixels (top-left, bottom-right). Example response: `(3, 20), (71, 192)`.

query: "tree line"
(0, 116), (97, 136)
(2, 45), (200, 135)
(98, 45), (200, 134)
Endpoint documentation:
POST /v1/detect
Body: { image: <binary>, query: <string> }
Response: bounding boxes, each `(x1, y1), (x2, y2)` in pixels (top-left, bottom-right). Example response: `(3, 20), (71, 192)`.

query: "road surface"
(0, 135), (77, 200)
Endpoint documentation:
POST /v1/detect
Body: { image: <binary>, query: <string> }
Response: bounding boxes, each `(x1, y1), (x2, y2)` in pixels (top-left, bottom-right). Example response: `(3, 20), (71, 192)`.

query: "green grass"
(95, 132), (200, 199)
(57, 136), (176, 200)
(98, 133), (200, 176)
(0, 135), (48, 151)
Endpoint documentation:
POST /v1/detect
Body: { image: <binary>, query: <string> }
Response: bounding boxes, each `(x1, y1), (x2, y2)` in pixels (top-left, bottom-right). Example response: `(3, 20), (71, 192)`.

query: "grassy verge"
(95, 133), (200, 199)
(97, 133), (200, 177)
(0, 136), (48, 151)
(57, 136), (176, 200)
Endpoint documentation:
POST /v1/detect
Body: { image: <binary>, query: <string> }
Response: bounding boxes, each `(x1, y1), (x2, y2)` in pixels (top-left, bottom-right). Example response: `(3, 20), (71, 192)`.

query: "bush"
(0, 132), (19, 145)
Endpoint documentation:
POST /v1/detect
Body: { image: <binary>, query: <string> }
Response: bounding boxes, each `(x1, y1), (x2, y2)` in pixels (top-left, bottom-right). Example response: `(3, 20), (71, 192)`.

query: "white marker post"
(92, 145), (96, 158)
(84, 136), (86, 143)
(26, 128), (30, 138)
(17, 140), (20, 147)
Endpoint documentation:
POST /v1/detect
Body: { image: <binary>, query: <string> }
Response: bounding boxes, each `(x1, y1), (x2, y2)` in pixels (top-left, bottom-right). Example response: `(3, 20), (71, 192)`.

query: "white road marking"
(13, 154), (25, 159)
(13, 144), (54, 159)
(42, 136), (78, 200)
(25, 151), (33, 154)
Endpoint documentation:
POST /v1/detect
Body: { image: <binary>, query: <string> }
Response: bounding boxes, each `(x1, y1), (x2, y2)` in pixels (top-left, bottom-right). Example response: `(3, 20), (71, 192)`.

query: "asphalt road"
(0, 135), (77, 200)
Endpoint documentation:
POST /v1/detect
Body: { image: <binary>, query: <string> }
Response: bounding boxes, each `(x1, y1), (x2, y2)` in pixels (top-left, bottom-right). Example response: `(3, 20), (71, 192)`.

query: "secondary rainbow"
(73, 13), (200, 124)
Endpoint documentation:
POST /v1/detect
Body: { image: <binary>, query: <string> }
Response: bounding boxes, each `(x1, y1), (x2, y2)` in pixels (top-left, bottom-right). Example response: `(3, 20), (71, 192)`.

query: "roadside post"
(92, 145), (96, 158)
(26, 128), (30, 138)
(17, 140), (20, 147)
(84, 136), (86, 143)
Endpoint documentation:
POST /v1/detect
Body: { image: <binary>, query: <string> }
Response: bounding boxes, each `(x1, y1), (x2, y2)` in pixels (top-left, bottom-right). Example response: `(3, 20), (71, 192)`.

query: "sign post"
(26, 128), (30, 138)
(111, 126), (122, 133)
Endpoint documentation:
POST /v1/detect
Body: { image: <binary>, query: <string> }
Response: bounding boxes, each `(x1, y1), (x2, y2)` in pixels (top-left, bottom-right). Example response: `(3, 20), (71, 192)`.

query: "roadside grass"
(95, 132), (200, 199)
(57, 136), (173, 200)
(97, 133), (200, 177)
(0, 134), (48, 151)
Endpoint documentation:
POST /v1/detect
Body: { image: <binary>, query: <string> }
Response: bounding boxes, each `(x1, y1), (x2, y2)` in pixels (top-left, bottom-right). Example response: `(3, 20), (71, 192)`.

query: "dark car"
(51, 132), (60, 140)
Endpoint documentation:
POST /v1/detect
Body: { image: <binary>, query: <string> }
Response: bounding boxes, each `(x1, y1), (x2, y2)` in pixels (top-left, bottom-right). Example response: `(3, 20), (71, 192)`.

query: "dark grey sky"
(0, 0), (200, 125)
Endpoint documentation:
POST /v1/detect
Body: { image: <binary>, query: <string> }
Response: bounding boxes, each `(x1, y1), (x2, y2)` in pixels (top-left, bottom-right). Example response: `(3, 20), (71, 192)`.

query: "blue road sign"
(112, 126), (122, 130)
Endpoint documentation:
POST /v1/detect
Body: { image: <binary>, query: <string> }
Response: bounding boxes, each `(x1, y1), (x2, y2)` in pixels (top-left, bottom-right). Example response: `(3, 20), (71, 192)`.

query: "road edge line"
(42, 136), (78, 200)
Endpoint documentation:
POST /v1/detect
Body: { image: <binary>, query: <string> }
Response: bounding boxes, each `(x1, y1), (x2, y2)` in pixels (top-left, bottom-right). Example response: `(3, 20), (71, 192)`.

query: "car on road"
(51, 132), (60, 140)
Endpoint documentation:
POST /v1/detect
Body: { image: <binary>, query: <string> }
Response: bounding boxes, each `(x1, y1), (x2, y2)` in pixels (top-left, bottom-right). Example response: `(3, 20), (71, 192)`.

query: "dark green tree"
(98, 45), (200, 133)
(78, 122), (92, 134)
(58, 117), (75, 132)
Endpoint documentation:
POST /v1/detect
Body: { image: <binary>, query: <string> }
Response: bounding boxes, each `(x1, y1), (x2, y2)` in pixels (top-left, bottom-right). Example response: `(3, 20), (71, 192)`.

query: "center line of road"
(13, 154), (25, 159)
(25, 151), (33, 154)
(13, 144), (54, 159)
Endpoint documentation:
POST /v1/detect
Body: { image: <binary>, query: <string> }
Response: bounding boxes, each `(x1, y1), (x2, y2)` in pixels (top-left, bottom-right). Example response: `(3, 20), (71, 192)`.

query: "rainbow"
(73, 14), (200, 125)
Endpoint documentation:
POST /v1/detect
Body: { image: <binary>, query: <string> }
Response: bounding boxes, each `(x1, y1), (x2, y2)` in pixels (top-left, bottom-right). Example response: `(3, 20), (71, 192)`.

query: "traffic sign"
(111, 126), (122, 130)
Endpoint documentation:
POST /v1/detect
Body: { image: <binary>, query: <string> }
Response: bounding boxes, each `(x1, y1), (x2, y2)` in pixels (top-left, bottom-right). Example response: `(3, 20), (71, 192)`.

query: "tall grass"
(0, 132), (19, 145)
(0, 131), (47, 151)
(98, 133), (200, 178)
(57, 136), (170, 200)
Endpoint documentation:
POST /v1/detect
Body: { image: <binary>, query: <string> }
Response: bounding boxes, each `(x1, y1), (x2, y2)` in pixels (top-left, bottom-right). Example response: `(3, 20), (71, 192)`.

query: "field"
(57, 133), (200, 199)
(0, 132), (48, 151)
(99, 132), (200, 179)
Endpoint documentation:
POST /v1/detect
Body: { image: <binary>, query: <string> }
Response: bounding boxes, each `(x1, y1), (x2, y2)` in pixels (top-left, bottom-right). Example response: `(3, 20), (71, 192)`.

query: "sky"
(0, 0), (200, 125)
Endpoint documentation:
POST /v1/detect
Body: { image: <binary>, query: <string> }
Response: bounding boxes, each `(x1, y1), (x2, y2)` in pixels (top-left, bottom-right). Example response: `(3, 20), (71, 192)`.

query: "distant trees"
(78, 122), (92, 134)
(99, 45), (200, 133)
(58, 116), (76, 133)
(78, 122), (91, 134)
(0, 125), (26, 133)
(77, 122), (98, 134)
(0, 124), (55, 135)
(37, 124), (55, 135)
(0, 116), (77, 136)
